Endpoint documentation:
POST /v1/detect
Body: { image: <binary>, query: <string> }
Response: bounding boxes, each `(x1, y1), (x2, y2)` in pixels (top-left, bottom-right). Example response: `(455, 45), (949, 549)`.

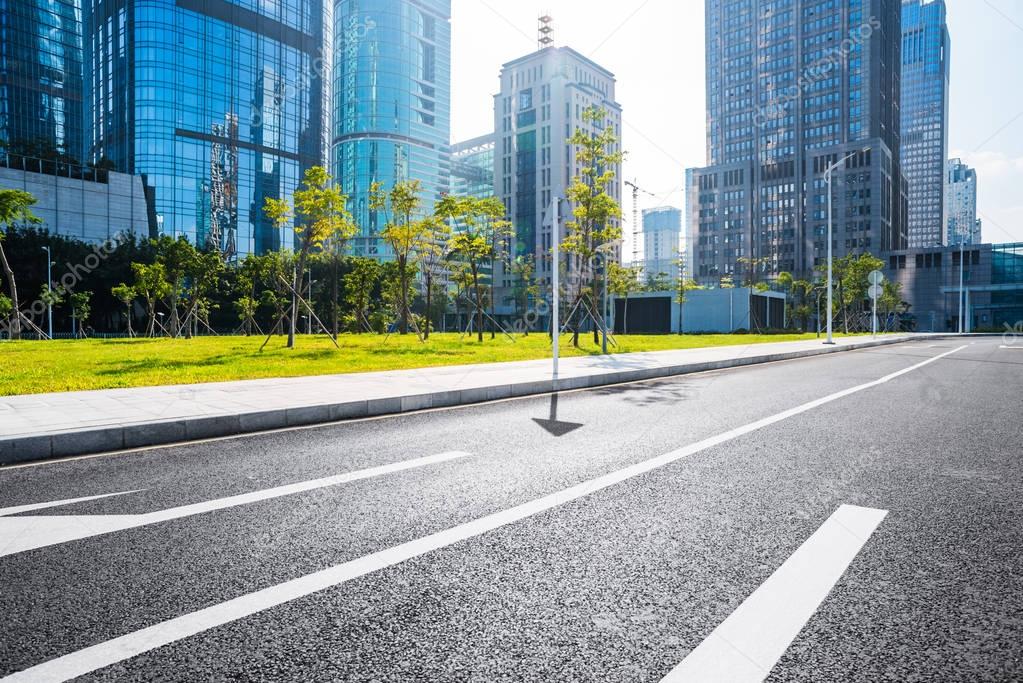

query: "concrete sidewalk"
(0, 335), (920, 464)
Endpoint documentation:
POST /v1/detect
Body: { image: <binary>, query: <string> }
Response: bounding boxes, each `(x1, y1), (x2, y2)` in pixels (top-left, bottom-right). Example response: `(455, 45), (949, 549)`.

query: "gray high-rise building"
(642, 207), (682, 285)
(946, 157), (980, 246)
(901, 0), (950, 248)
(493, 46), (623, 296)
(687, 0), (908, 288)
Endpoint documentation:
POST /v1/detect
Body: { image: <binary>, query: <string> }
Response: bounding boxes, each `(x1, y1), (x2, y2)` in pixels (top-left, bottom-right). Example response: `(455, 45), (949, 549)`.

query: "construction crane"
(624, 179), (657, 266)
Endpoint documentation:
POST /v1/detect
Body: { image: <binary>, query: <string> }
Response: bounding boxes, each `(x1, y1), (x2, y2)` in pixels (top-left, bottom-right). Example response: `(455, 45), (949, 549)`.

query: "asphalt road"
(0, 337), (1020, 681)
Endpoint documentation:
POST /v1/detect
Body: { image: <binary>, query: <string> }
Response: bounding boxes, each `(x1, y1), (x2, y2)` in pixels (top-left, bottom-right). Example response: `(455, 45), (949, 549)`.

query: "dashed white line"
(661, 504), (888, 682)
(0, 346), (965, 683)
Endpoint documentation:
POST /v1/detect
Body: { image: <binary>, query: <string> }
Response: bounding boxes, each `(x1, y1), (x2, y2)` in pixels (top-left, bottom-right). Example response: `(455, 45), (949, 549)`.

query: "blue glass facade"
(901, 0), (949, 248)
(86, 0), (331, 257)
(332, 0), (450, 259)
(0, 0), (85, 160)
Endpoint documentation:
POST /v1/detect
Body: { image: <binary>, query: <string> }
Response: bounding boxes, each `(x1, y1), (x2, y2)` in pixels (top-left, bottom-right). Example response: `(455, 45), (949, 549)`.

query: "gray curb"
(0, 336), (947, 465)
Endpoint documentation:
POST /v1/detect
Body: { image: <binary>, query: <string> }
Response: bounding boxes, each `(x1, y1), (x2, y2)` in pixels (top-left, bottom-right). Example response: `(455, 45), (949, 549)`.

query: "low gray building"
(0, 156), (150, 244)
(885, 242), (1023, 332)
(613, 288), (786, 335)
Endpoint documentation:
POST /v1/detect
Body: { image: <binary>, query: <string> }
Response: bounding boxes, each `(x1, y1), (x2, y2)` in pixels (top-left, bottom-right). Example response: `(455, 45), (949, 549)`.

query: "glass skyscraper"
(332, 0), (451, 259)
(901, 0), (950, 248)
(0, 0), (85, 161)
(946, 157), (980, 245)
(687, 0), (908, 287)
(85, 0), (331, 258)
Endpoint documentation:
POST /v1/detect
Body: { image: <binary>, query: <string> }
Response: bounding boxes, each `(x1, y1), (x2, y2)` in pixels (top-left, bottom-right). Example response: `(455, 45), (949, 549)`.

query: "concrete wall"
(0, 166), (150, 244)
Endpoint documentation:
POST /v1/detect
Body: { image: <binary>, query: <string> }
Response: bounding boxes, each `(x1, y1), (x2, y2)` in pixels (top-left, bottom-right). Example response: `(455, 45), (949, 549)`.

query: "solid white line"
(0, 452), (471, 558)
(661, 504), (888, 683)
(1, 346), (964, 683)
(0, 491), (142, 517)
(999, 345), (1021, 350)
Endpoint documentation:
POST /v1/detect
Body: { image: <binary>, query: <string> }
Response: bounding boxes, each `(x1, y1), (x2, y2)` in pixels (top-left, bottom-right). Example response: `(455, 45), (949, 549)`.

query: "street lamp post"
(824, 148), (869, 345)
(41, 246), (53, 339)
(552, 197), (560, 380)
(957, 215), (966, 335)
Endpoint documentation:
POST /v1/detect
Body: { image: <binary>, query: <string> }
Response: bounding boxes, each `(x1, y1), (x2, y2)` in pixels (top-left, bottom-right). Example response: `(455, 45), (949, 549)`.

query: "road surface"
(1, 337), (1020, 681)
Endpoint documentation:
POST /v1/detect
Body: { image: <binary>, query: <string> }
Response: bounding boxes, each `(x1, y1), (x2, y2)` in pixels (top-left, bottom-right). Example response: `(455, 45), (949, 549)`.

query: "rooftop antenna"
(538, 13), (554, 51)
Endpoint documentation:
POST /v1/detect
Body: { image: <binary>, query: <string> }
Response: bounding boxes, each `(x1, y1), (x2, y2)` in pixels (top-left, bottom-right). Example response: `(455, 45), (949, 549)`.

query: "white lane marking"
(661, 504), (888, 683)
(1000, 345), (1021, 350)
(0, 346), (964, 683)
(0, 452), (471, 558)
(0, 491), (142, 517)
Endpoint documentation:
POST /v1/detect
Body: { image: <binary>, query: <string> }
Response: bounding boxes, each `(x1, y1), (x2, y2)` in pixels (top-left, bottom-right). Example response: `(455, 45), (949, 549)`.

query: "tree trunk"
(472, 265), (484, 343)
(489, 278), (496, 340)
(623, 296), (629, 335)
(424, 271), (432, 340)
(592, 272), (600, 345)
(0, 241), (21, 340)
(332, 254), (339, 339)
(399, 256), (409, 335)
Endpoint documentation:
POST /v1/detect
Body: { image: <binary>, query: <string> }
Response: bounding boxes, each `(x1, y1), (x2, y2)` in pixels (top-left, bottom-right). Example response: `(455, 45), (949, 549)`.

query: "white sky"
(450, 0), (1023, 249)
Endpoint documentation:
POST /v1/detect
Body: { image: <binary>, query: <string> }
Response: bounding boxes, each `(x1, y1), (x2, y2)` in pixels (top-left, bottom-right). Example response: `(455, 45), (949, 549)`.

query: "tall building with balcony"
(332, 0), (451, 259)
(493, 46), (623, 296)
(900, 0), (950, 248)
(687, 0), (908, 288)
(85, 0), (331, 258)
(642, 206), (683, 285)
(946, 157), (980, 245)
(0, 0), (86, 161)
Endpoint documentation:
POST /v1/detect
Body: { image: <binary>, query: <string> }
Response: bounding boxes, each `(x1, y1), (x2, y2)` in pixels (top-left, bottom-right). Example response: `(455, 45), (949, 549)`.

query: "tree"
(0, 189), (41, 339)
(416, 215), (450, 340)
(131, 262), (171, 337)
(343, 257), (381, 334)
(70, 291), (92, 338)
(152, 235), (198, 337)
(372, 179), (434, 335)
(675, 274), (701, 336)
(438, 195), (511, 342)
(179, 250), (225, 338)
(608, 262), (642, 335)
(510, 255), (541, 335)
(778, 271), (814, 332)
(111, 284), (136, 336)
(561, 106), (624, 346)
(0, 294), (11, 324)
(264, 166), (350, 348)
(323, 193), (359, 338)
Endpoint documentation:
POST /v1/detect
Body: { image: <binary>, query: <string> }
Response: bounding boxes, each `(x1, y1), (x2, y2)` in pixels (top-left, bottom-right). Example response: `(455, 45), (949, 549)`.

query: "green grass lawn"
(0, 331), (834, 396)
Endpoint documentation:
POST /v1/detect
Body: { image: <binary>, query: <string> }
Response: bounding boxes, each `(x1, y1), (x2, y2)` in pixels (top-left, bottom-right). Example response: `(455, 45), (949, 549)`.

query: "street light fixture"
(41, 246), (53, 340)
(824, 147), (870, 345)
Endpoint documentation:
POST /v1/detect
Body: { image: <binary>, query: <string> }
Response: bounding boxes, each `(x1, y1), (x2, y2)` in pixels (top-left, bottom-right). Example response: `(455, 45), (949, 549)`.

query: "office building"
(0, 0), (86, 161)
(885, 242), (1023, 332)
(332, 0), (451, 259)
(642, 206), (682, 284)
(85, 0), (331, 258)
(901, 0), (950, 248)
(946, 157), (980, 245)
(493, 45), (623, 296)
(451, 134), (495, 202)
(687, 0), (908, 288)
